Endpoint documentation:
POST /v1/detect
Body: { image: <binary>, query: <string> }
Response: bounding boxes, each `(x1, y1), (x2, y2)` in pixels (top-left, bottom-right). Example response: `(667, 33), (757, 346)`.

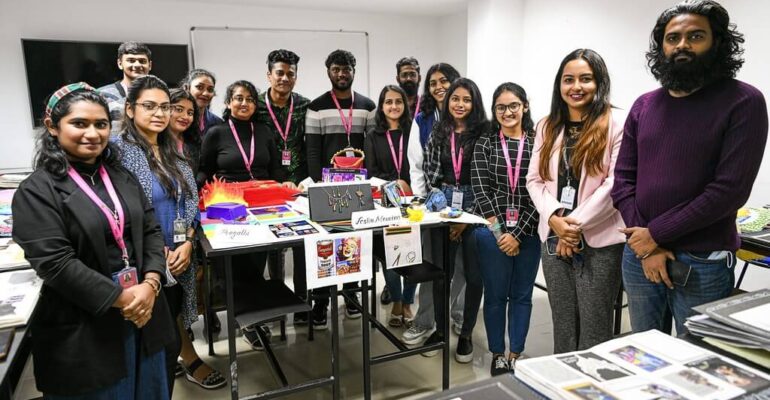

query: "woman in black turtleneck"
(197, 80), (288, 186)
(197, 80), (289, 350)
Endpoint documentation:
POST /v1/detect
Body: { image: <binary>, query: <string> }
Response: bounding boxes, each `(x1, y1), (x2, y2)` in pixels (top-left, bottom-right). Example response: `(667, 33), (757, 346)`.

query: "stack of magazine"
(516, 330), (770, 399)
(685, 289), (770, 351)
(0, 269), (41, 328)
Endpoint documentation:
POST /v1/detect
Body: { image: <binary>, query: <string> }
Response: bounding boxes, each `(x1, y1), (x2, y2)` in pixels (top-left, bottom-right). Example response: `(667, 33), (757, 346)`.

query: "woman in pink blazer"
(526, 49), (626, 353)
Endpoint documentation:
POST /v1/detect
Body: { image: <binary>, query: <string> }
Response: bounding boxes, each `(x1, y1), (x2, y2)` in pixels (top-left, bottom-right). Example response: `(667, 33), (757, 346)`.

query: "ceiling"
(169, 0), (468, 17)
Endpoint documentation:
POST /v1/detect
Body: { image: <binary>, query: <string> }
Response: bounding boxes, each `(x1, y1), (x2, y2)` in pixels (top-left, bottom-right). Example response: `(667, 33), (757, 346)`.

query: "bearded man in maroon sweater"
(612, 0), (768, 334)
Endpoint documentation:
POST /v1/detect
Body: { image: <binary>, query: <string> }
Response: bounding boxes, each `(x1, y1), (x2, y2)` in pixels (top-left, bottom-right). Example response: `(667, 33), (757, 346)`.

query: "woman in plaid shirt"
(471, 83), (540, 376)
(422, 78), (488, 363)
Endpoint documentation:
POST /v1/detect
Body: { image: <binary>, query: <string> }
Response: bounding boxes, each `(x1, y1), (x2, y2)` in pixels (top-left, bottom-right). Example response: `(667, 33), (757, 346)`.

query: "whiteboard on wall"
(189, 27), (370, 117)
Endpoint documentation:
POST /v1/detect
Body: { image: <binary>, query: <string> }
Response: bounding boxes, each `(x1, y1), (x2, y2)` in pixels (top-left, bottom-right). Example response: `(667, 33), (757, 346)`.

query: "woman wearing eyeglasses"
(526, 49), (626, 353)
(198, 80), (290, 351)
(471, 82), (540, 375)
(112, 75), (211, 395)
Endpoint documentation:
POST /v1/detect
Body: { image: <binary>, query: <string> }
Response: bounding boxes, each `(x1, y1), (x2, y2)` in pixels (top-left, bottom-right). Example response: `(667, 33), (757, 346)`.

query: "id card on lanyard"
(266, 90), (295, 167)
(561, 145), (576, 210)
(330, 90), (355, 147)
(67, 166), (138, 289)
(386, 130), (404, 179)
(450, 130), (464, 209)
(173, 188), (187, 244)
(499, 131), (527, 228)
(228, 119), (255, 180)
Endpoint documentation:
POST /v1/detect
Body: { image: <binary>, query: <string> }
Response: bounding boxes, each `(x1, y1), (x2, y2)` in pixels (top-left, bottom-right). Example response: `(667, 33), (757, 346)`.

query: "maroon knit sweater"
(612, 78), (768, 252)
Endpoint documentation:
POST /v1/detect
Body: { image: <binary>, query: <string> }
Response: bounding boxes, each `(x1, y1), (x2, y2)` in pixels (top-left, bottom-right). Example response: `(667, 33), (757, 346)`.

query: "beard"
(400, 81), (418, 96)
(656, 47), (718, 93)
(331, 77), (352, 92)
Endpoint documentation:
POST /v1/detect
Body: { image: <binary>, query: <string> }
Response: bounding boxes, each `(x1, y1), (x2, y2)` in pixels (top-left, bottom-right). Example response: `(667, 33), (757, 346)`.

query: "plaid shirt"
(423, 125), (478, 190)
(256, 90), (310, 183)
(471, 133), (539, 239)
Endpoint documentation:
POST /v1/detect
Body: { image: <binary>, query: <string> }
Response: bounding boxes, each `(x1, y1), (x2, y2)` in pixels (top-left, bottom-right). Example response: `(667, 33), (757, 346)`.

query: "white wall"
(438, 10), (469, 76)
(0, 0), (445, 170)
(466, 0), (770, 206)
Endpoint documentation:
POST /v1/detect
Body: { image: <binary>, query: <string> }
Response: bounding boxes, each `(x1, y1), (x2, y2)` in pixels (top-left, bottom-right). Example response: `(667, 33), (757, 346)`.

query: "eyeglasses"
(494, 102), (523, 114)
(231, 96), (256, 104)
(135, 102), (171, 114)
(399, 71), (418, 80)
(330, 66), (353, 75)
(171, 105), (194, 117)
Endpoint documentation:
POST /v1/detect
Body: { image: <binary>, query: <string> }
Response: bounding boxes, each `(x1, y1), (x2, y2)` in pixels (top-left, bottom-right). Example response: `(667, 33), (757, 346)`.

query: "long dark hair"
(539, 49), (612, 181)
(34, 89), (121, 177)
(433, 78), (488, 161)
(169, 88), (202, 147)
(221, 80), (259, 122)
(372, 85), (412, 135)
(646, 0), (744, 82)
(420, 63), (461, 116)
(490, 82), (535, 136)
(121, 75), (192, 198)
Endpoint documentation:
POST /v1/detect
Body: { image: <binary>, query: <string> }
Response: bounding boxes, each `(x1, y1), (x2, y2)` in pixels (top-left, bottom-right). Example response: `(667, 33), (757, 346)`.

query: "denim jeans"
(622, 244), (734, 335)
(476, 229), (541, 354)
(44, 321), (168, 400)
(433, 225), (483, 337)
(383, 268), (417, 304)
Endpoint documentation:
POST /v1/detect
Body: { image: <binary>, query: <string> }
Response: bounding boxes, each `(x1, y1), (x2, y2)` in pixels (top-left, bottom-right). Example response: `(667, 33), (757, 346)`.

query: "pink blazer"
(526, 111), (627, 248)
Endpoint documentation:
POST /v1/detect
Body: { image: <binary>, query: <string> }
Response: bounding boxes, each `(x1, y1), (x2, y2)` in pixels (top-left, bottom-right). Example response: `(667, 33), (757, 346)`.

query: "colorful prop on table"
(406, 202), (425, 222)
(439, 208), (463, 218)
(737, 207), (770, 233)
(380, 181), (412, 208)
(200, 176), (299, 210)
(304, 230), (373, 289)
(331, 147), (365, 169)
(207, 203), (248, 221)
(308, 181), (374, 222)
(383, 225), (422, 269)
(424, 188), (447, 212)
(322, 168), (367, 182)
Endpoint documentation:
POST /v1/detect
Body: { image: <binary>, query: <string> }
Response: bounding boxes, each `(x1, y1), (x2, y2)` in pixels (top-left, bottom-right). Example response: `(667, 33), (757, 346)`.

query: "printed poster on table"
(304, 230), (373, 289)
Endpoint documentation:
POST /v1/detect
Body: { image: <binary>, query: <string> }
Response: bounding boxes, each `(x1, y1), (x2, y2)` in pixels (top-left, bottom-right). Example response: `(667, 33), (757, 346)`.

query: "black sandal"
(184, 358), (227, 390)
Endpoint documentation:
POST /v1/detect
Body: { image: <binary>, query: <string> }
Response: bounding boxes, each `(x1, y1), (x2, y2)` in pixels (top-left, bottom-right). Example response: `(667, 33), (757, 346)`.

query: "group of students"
(10, 0), (769, 398)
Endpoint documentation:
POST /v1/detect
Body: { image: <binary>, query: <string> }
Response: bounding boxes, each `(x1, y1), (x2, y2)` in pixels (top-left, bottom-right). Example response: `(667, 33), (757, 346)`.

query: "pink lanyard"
(67, 165), (129, 267)
(385, 130), (404, 178)
(414, 95), (421, 117)
(330, 90), (355, 146)
(450, 129), (464, 184)
(498, 130), (526, 197)
(198, 112), (205, 135)
(228, 119), (255, 180)
(265, 91), (294, 150)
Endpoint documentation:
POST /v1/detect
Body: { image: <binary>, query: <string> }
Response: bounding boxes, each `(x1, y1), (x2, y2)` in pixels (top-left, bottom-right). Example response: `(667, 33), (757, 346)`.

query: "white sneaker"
(402, 325), (436, 345)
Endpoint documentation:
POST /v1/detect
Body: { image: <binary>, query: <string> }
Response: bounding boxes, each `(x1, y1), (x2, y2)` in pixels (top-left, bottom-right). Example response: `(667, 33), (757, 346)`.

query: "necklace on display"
(568, 125), (582, 139)
(355, 187), (365, 206)
(323, 186), (353, 213)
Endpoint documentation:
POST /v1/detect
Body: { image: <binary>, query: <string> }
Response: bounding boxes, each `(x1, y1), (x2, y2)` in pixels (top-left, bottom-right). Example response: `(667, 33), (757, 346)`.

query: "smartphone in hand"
(667, 259), (692, 287)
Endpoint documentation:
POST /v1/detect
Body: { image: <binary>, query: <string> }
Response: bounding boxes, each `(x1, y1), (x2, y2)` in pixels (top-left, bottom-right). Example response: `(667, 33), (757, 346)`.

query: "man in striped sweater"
(305, 49), (376, 328)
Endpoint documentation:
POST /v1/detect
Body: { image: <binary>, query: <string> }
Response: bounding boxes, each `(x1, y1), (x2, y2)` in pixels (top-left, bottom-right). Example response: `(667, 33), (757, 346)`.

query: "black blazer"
(11, 163), (175, 396)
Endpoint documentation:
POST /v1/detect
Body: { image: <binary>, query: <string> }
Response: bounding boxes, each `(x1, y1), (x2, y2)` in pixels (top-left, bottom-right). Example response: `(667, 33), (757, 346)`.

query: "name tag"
(173, 218), (187, 244)
(506, 208), (519, 228)
(560, 186), (576, 210)
(112, 266), (138, 289)
(451, 190), (464, 209)
(282, 150), (292, 166)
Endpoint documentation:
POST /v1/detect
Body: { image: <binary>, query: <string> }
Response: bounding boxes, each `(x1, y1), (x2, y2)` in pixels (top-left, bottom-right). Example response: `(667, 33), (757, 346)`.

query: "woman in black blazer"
(12, 84), (174, 399)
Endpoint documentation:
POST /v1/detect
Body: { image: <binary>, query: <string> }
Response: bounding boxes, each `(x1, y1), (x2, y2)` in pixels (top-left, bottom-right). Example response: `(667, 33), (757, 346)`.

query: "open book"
(516, 330), (770, 400)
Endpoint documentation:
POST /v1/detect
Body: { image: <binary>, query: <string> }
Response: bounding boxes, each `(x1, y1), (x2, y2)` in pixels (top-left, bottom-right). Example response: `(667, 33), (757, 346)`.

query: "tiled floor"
(15, 261), (634, 400)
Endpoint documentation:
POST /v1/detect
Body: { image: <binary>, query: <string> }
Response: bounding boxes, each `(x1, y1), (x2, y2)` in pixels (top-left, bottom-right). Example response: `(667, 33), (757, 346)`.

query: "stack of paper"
(686, 290), (770, 351)
(0, 174), (28, 189)
(0, 269), (42, 328)
(516, 330), (770, 399)
(0, 189), (13, 238)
